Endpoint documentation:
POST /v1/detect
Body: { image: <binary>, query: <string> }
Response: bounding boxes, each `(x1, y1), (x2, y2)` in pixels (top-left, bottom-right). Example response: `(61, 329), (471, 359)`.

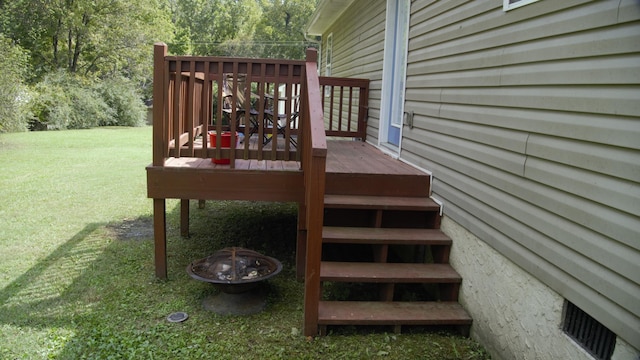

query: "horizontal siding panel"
(410, 0), (472, 26)
(410, 1), (496, 42)
(525, 157), (640, 217)
(409, 115), (528, 153)
(401, 0), (640, 349)
(526, 135), (640, 182)
(413, 1), (620, 60)
(404, 100), (440, 118)
(619, 0), (640, 22)
(406, 128), (526, 176)
(438, 104), (640, 150)
(406, 68), (502, 87)
(402, 137), (640, 266)
(439, 86), (640, 117)
(409, 24), (640, 74)
(325, 0), (385, 140)
(499, 55), (640, 85)
(408, 54), (640, 88)
(437, 188), (640, 349)
(405, 88), (442, 103)
(414, 155), (640, 316)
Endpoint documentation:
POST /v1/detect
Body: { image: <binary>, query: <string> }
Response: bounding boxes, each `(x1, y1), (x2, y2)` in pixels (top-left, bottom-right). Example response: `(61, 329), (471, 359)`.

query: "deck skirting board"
(147, 165), (304, 202)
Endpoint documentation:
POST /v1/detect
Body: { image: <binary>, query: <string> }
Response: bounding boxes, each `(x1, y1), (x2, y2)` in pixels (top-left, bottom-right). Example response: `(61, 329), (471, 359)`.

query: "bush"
(0, 34), (32, 132)
(29, 72), (146, 130)
(96, 76), (146, 127)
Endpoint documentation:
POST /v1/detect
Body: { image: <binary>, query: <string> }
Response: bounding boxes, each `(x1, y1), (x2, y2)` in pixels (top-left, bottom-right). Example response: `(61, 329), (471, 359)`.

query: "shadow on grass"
(0, 200), (489, 359)
(0, 200), (305, 358)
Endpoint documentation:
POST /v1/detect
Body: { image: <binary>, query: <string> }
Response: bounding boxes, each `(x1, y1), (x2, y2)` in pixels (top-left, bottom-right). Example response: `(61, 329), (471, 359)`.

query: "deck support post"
(296, 203), (307, 281)
(153, 198), (167, 279)
(180, 199), (190, 238)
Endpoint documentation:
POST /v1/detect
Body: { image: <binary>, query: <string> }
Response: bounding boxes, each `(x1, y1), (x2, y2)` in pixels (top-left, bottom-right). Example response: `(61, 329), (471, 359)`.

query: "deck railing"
(152, 43), (368, 169)
(300, 49), (327, 336)
(320, 76), (369, 141)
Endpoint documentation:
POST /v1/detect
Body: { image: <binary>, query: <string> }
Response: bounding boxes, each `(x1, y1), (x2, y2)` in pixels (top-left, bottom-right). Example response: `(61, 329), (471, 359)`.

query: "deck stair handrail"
(300, 48), (327, 336)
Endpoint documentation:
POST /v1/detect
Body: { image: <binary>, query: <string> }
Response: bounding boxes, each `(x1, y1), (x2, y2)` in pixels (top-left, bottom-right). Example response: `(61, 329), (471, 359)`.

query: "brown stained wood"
(324, 194), (439, 211)
(153, 199), (167, 279)
(317, 301), (472, 326)
(320, 262), (462, 283)
(153, 44), (167, 166)
(322, 227), (451, 245)
(147, 166), (304, 202)
(180, 199), (189, 237)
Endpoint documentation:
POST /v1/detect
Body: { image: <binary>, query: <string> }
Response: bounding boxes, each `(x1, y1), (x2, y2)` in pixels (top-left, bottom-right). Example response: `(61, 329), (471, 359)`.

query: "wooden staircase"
(315, 168), (472, 335)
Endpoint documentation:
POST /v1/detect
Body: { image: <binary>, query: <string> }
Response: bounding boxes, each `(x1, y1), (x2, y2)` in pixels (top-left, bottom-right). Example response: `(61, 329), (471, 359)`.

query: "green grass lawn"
(0, 127), (489, 359)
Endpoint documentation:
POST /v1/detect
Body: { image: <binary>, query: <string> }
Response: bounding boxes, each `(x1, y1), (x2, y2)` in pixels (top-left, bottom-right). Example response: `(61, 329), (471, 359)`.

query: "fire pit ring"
(186, 247), (283, 314)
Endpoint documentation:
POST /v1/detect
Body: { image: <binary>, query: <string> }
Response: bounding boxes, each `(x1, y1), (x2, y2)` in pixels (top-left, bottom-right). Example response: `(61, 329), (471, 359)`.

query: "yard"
(0, 127), (489, 359)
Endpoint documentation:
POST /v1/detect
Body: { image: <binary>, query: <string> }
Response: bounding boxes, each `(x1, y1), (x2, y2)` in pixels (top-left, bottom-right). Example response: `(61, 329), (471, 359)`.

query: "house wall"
(312, 0), (640, 357)
(318, 0), (387, 143)
(400, 0), (640, 355)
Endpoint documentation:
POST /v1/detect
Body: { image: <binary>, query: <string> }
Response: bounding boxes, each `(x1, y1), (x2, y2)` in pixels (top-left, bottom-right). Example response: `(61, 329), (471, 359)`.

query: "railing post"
(152, 42), (168, 279)
(302, 47), (327, 337)
(153, 43), (168, 166)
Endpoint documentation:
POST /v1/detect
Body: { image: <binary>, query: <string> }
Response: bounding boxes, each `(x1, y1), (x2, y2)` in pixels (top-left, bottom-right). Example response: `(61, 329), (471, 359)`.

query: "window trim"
(503, 0), (540, 11)
(324, 33), (333, 97)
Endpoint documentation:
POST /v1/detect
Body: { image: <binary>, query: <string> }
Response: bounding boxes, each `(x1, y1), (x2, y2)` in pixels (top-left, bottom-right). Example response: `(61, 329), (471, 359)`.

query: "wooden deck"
(148, 45), (470, 336)
(148, 140), (427, 202)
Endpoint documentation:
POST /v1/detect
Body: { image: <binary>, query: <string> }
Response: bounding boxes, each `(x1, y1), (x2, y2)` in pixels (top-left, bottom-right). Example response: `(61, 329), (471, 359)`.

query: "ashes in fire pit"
(186, 247), (283, 315)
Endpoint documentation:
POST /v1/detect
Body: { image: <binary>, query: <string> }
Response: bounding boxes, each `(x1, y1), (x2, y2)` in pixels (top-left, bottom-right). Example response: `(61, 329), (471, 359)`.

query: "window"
(562, 301), (616, 360)
(503, 0), (541, 11)
(325, 33), (332, 96)
(325, 33), (332, 77)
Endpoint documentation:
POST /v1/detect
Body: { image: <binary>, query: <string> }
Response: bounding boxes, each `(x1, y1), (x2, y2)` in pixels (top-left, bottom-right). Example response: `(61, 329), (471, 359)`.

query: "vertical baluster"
(187, 61), (195, 157)
(347, 87), (354, 132)
(173, 60), (182, 158)
(201, 60), (210, 158)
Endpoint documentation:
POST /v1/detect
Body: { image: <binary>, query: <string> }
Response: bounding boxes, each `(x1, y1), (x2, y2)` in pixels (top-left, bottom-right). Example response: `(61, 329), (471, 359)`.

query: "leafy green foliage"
(96, 76), (147, 127)
(0, 34), (32, 132)
(30, 72), (145, 129)
(169, 0), (317, 59)
(0, 0), (174, 82)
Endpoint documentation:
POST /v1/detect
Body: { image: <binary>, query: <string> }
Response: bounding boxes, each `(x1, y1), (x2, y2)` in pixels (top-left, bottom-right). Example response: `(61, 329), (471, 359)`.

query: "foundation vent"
(562, 301), (616, 360)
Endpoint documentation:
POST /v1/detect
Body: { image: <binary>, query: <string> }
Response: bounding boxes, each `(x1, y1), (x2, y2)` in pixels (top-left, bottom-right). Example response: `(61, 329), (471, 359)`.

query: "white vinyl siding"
(402, 0), (640, 348)
(319, 0), (387, 144)
(504, 0), (541, 11)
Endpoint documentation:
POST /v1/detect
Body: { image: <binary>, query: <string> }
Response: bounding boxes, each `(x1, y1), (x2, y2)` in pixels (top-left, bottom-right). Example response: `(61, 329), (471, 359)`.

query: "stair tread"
(323, 226), (451, 245)
(320, 262), (461, 283)
(318, 301), (472, 325)
(324, 194), (440, 211)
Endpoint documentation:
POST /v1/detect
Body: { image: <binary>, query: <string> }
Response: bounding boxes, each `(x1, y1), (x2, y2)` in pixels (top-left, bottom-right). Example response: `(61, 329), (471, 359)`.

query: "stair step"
(324, 194), (440, 211)
(320, 262), (461, 283)
(323, 226), (451, 245)
(318, 301), (472, 326)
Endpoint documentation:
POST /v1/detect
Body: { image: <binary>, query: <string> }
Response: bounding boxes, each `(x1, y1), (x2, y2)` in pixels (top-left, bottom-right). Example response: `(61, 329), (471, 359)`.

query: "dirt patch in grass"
(107, 217), (154, 241)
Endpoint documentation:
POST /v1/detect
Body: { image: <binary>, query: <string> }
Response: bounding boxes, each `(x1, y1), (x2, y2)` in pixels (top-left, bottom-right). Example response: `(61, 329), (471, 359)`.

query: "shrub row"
(29, 72), (147, 130)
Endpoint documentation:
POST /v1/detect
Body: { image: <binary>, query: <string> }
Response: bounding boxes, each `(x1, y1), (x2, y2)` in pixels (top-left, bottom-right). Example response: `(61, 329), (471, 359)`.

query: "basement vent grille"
(562, 301), (616, 360)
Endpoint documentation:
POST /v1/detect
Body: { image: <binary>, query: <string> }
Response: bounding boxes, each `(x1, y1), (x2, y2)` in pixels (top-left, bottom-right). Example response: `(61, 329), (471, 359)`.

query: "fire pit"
(186, 247), (282, 315)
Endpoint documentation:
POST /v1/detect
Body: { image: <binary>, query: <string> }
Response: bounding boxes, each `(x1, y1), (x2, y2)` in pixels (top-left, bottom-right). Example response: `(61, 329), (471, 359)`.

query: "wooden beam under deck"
(146, 141), (430, 281)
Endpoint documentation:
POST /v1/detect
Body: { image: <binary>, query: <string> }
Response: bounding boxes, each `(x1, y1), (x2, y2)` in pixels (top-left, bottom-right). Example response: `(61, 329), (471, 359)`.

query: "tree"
(170, 0), (261, 56)
(254, 0), (317, 59)
(169, 0), (316, 58)
(0, 34), (31, 132)
(0, 0), (174, 82)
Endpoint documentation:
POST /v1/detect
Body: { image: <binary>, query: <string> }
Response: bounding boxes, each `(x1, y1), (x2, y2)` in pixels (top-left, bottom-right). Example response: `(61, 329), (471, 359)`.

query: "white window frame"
(324, 33), (333, 96)
(503, 0), (540, 11)
(325, 33), (332, 77)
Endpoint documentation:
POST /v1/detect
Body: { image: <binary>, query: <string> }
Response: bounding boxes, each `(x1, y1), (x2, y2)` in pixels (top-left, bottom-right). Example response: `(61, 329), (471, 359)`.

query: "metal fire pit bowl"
(186, 247), (282, 315)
